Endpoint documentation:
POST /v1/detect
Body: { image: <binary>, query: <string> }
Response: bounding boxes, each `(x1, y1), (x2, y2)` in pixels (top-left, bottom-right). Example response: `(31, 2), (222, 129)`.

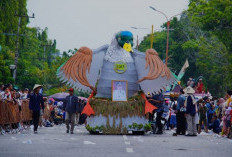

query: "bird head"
(116, 31), (133, 52)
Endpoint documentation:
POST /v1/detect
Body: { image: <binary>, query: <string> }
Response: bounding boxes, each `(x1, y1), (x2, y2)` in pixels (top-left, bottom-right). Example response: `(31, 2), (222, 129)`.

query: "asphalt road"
(0, 124), (232, 157)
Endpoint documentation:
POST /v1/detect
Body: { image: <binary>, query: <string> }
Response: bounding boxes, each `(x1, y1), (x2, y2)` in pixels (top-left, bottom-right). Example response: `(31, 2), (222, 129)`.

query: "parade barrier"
(0, 100), (32, 125)
(21, 100), (33, 122)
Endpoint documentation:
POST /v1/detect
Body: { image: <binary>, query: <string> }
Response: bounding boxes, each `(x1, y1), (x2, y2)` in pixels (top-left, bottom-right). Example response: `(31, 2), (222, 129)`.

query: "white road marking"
(28, 139), (32, 144)
(138, 139), (144, 142)
(133, 136), (144, 142)
(123, 135), (134, 153)
(126, 148), (134, 153)
(76, 129), (83, 132)
(123, 135), (128, 140)
(11, 137), (17, 140)
(83, 141), (96, 145)
(125, 141), (130, 145)
(22, 139), (32, 144)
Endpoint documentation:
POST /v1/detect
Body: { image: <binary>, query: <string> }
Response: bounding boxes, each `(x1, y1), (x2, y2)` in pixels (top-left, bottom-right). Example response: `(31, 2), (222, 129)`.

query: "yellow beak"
(123, 43), (133, 52)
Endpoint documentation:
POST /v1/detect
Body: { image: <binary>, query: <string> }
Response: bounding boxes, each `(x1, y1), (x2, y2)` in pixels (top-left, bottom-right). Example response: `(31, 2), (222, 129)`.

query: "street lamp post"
(149, 6), (182, 65)
(130, 27), (149, 50)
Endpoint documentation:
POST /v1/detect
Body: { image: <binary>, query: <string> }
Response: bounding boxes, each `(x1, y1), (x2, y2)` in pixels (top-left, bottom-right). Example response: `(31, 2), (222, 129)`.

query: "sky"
(27, 0), (189, 53)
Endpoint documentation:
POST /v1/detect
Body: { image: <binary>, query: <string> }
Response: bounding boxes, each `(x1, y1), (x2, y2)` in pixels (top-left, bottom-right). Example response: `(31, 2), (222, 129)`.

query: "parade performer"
(28, 84), (44, 134)
(197, 78), (204, 93)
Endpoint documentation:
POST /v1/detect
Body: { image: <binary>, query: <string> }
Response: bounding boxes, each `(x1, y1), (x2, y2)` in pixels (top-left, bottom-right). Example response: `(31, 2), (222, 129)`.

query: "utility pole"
(14, 12), (35, 82)
(150, 6), (182, 65)
(150, 25), (154, 49)
(130, 26), (149, 50)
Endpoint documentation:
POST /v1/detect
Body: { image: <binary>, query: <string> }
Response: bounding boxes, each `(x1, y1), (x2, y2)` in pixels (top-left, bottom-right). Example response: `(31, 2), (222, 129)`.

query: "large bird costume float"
(57, 31), (176, 134)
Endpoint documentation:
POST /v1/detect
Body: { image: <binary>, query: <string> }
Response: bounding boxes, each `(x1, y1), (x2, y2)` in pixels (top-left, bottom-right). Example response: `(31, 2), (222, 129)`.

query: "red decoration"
(141, 93), (157, 114)
(81, 92), (95, 116)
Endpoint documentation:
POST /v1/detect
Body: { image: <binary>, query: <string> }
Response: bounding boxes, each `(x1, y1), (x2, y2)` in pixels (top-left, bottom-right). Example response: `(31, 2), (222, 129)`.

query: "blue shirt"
(206, 103), (214, 114)
(28, 93), (44, 111)
(153, 93), (164, 113)
(63, 95), (80, 113)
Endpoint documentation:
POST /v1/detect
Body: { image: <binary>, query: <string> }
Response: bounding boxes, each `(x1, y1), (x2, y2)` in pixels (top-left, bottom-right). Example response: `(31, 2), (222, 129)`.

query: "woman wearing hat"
(184, 86), (198, 136)
(28, 84), (44, 134)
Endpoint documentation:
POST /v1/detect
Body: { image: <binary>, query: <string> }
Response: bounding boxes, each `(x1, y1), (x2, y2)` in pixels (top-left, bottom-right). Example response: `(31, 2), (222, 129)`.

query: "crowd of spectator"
(165, 89), (232, 138)
(0, 84), (87, 135)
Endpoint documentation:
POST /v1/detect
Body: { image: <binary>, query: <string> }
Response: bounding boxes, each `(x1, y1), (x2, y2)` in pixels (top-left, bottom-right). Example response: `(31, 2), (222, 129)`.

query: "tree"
(0, 0), (68, 93)
(138, 10), (232, 96)
(188, 0), (232, 52)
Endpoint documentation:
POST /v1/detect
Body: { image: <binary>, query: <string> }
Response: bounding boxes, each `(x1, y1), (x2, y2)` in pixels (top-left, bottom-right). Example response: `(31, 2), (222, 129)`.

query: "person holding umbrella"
(28, 84), (44, 134)
(63, 88), (80, 134)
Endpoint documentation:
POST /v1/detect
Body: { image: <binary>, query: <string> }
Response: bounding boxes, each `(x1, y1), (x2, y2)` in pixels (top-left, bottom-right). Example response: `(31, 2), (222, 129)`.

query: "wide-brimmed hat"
(33, 84), (43, 90)
(184, 86), (195, 94)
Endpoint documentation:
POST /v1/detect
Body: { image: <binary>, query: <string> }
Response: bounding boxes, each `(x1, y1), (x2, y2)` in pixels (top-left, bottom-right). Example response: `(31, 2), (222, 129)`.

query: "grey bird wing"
(57, 45), (108, 93)
(132, 49), (177, 94)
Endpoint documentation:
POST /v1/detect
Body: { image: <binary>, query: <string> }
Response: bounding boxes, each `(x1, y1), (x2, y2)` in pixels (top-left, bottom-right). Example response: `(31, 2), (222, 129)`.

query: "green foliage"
(0, 0), (71, 93)
(132, 123), (138, 129)
(138, 124), (143, 130)
(129, 123), (149, 131)
(86, 125), (105, 133)
(130, 123), (144, 130)
(144, 123), (152, 131)
(139, 7), (232, 96)
(188, 0), (232, 52)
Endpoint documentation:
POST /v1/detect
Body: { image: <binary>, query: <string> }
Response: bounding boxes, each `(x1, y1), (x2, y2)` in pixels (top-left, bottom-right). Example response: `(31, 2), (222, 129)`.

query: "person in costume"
(197, 78), (204, 93)
(28, 84), (44, 134)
